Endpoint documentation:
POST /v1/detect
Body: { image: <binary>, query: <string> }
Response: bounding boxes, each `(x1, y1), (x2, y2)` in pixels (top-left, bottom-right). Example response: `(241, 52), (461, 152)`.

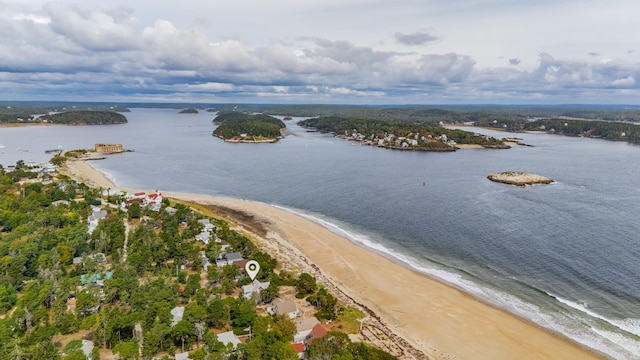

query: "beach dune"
(60, 159), (605, 360)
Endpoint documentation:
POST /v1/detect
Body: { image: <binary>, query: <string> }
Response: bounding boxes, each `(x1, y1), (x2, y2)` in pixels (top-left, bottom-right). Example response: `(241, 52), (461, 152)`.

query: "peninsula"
(212, 112), (286, 143)
(51, 158), (604, 360)
(298, 116), (509, 151)
(488, 171), (554, 186)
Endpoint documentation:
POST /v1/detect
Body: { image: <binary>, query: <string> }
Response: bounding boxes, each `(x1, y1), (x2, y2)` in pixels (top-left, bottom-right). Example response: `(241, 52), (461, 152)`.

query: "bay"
(2, 108), (639, 358)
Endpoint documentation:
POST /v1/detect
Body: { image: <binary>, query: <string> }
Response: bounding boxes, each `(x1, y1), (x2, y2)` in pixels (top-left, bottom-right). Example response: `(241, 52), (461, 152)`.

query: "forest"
(212, 113), (286, 141)
(38, 111), (128, 126)
(0, 160), (394, 360)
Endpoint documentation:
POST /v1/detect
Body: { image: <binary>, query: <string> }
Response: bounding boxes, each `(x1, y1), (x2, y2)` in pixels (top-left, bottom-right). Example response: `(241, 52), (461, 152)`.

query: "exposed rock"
(488, 172), (553, 186)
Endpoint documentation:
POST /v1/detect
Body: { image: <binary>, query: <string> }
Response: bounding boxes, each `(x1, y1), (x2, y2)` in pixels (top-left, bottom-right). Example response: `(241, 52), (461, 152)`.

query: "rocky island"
(488, 171), (554, 186)
(212, 112), (286, 143)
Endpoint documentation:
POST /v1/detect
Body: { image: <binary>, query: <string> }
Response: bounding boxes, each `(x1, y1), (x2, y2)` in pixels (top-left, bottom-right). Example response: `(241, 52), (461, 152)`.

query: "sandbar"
(59, 159), (605, 360)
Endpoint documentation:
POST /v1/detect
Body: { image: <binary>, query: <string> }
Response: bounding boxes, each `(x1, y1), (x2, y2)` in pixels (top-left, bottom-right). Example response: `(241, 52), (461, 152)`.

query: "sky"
(2, 0), (640, 104)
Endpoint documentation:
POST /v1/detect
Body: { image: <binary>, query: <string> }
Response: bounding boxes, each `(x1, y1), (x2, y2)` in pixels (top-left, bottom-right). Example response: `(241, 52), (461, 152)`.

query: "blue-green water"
(2, 108), (639, 358)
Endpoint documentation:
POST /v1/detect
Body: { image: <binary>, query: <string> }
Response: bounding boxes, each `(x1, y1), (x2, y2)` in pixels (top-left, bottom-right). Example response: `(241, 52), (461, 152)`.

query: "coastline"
(60, 159), (607, 360)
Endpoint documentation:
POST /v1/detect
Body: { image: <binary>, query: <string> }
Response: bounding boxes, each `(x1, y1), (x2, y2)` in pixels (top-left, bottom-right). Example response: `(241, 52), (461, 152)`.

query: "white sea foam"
(591, 327), (640, 359)
(274, 204), (638, 359)
(553, 295), (640, 338)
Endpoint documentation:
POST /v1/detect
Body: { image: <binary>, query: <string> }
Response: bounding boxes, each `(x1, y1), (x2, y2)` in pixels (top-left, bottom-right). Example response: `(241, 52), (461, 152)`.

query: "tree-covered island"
(39, 111), (128, 125)
(212, 113), (286, 143)
(298, 116), (509, 151)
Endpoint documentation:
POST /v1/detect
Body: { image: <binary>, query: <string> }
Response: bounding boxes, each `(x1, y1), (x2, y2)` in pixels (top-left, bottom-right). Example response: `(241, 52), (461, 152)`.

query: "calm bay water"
(2, 108), (639, 358)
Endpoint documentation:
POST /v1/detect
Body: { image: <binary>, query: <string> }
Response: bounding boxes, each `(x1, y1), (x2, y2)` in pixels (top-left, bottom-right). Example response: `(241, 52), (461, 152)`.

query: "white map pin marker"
(245, 260), (260, 280)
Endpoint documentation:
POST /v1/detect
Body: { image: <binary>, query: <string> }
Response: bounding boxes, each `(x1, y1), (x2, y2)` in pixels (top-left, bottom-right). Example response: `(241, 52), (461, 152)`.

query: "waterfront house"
(309, 323), (330, 341)
(269, 298), (301, 318)
(293, 317), (320, 343)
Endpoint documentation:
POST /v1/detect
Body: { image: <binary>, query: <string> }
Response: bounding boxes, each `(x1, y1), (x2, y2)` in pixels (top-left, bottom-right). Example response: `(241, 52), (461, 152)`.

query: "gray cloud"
(395, 32), (439, 46)
(509, 58), (521, 65)
(587, 52), (600, 56)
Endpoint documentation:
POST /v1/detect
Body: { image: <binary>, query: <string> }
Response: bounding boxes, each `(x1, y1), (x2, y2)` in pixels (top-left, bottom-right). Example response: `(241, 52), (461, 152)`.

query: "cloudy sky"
(2, 0), (639, 104)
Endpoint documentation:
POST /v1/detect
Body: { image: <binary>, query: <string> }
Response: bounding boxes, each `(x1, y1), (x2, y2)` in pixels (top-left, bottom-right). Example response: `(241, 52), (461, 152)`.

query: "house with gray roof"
(171, 306), (185, 326)
(269, 298), (301, 318)
(242, 279), (270, 299)
(217, 331), (241, 349)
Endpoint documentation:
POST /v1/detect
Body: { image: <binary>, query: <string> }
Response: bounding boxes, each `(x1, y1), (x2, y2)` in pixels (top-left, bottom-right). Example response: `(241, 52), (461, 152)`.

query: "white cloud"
(1, 1), (640, 103)
(611, 76), (635, 87)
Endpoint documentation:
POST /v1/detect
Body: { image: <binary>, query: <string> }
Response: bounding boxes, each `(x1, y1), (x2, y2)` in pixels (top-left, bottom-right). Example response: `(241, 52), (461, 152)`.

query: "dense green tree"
(296, 273), (317, 297)
(127, 202), (141, 219)
(112, 340), (138, 360)
(207, 298), (231, 329)
(172, 319), (194, 352)
(230, 298), (256, 330)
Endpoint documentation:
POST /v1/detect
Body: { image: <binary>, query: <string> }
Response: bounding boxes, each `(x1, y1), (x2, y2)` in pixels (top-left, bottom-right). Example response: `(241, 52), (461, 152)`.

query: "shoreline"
(59, 159), (607, 360)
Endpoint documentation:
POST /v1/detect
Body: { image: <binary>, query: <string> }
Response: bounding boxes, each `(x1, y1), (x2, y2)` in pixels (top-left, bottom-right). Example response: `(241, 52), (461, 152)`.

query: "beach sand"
(60, 159), (606, 360)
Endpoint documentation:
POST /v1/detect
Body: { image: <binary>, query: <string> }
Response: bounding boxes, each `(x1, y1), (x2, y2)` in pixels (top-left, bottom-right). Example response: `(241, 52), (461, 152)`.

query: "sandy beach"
(60, 158), (606, 360)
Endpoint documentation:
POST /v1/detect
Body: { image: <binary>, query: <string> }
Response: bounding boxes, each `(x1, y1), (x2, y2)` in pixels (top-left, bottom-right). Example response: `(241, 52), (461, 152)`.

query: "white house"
(293, 317), (320, 343)
(87, 206), (107, 234)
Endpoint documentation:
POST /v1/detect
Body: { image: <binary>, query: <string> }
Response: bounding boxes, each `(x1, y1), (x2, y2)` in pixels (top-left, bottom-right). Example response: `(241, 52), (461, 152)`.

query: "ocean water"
(2, 108), (640, 358)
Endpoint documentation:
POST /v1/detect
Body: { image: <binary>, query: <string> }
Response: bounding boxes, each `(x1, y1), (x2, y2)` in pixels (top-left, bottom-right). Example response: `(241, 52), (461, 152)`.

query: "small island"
(488, 171), (553, 186)
(179, 108), (199, 114)
(212, 112), (286, 143)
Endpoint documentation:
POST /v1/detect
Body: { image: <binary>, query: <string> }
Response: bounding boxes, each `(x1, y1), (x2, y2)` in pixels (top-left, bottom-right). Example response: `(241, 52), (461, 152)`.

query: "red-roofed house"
(309, 323), (329, 340)
(145, 190), (164, 211)
(290, 343), (305, 359)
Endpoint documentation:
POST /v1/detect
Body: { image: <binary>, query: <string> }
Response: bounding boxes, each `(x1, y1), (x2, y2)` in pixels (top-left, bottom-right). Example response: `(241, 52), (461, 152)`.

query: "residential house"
(145, 190), (164, 211)
(309, 323), (329, 341)
(293, 317), (320, 343)
(216, 252), (244, 267)
(52, 200), (70, 207)
(242, 279), (270, 300)
(81, 340), (94, 359)
(175, 352), (191, 360)
(217, 331), (241, 350)
(200, 251), (212, 270)
(198, 218), (215, 231)
(87, 206), (107, 234)
(195, 231), (211, 244)
(290, 342), (305, 359)
(269, 298), (301, 318)
(165, 206), (177, 215)
(88, 253), (106, 263)
(72, 257), (83, 267)
(171, 306), (185, 326)
(80, 271), (113, 287)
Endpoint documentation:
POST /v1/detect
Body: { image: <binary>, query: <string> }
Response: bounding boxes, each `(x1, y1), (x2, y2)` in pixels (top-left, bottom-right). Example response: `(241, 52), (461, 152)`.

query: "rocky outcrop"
(488, 172), (553, 186)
